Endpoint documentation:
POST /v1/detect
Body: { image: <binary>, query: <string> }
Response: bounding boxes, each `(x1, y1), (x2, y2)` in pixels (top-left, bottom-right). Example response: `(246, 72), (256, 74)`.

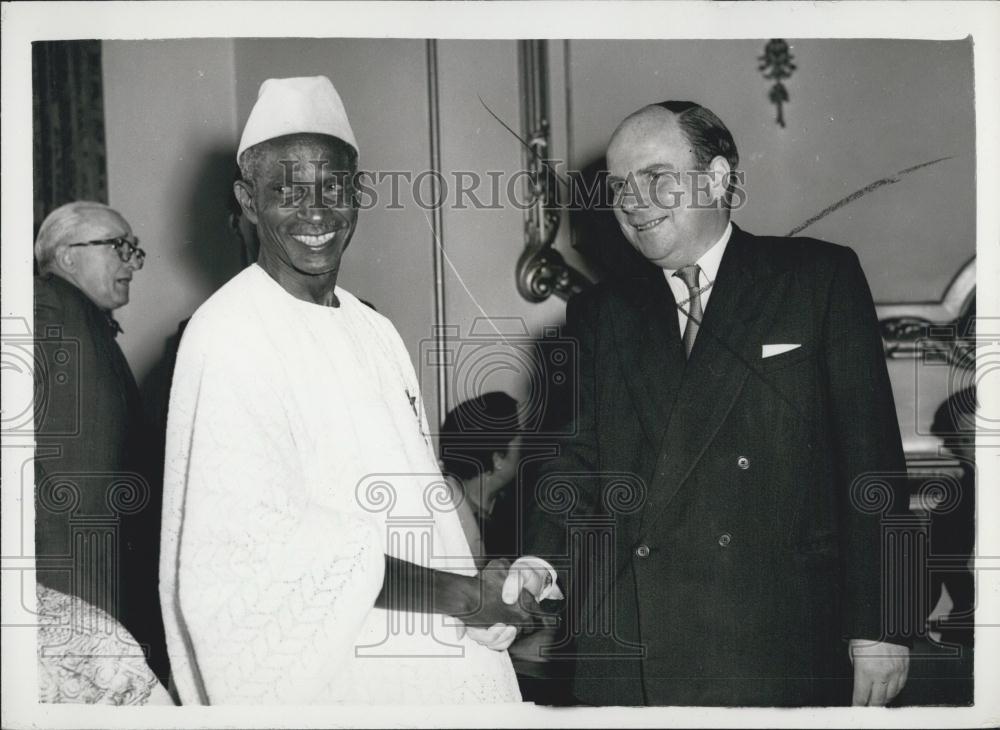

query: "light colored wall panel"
(103, 39), (242, 390)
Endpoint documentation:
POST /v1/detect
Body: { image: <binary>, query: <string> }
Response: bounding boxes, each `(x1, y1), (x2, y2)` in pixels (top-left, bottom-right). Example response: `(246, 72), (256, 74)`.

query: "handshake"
(455, 557), (564, 652)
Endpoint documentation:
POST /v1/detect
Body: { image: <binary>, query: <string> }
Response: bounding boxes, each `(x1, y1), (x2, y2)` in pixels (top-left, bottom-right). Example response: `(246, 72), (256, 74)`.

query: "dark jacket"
(34, 273), (168, 680)
(526, 225), (910, 706)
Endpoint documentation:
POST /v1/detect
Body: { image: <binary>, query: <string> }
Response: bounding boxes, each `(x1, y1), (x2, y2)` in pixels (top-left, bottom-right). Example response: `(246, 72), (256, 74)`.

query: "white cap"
(236, 75), (358, 162)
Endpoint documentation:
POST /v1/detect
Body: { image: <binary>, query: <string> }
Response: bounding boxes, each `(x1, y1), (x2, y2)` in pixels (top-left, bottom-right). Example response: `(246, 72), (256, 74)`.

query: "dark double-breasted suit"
(526, 224), (909, 706)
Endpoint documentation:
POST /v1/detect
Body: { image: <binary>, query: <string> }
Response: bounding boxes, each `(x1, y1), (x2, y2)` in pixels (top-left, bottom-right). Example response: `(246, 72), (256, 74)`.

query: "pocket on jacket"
(756, 344), (813, 372)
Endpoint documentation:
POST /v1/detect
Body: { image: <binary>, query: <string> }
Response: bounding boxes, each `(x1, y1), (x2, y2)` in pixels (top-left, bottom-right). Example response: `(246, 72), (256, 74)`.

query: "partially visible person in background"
(439, 392), (524, 570)
(439, 392), (575, 706)
(930, 385), (976, 646)
(37, 582), (173, 705)
(33, 201), (170, 686)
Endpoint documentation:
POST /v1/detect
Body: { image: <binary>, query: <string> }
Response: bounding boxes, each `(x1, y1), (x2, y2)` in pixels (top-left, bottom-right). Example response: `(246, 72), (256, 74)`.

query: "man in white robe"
(159, 76), (555, 705)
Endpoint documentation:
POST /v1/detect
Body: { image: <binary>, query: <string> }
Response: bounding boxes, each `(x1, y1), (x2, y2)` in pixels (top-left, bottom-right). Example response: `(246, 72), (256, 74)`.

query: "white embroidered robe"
(159, 265), (520, 704)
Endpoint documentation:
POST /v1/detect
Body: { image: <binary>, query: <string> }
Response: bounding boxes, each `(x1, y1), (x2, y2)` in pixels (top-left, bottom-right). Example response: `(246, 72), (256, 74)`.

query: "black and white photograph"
(1, 1), (998, 727)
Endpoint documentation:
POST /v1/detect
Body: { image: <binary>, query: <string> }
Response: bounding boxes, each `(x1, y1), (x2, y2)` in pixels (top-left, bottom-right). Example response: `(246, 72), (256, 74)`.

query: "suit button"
(718, 533), (733, 547)
(635, 544), (650, 558)
(737, 456), (750, 470)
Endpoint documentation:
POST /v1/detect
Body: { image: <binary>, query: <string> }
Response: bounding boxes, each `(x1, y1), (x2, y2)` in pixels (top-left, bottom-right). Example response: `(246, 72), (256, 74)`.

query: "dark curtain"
(32, 41), (108, 239)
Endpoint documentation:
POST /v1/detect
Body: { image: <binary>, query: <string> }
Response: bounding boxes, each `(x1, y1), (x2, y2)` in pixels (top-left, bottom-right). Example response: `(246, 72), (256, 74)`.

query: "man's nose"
(297, 204), (325, 222)
(619, 192), (647, 213)
(616, 181), (647, 213)
(295, 190), (330, 221)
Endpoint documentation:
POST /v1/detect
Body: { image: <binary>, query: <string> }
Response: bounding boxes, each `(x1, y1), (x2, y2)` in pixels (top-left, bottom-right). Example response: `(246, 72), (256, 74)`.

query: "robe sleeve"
(160, 320), (385, 705)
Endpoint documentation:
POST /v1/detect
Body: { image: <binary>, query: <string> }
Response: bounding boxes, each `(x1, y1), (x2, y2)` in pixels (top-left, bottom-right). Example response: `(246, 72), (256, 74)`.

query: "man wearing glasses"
(33, 201), (169, 685)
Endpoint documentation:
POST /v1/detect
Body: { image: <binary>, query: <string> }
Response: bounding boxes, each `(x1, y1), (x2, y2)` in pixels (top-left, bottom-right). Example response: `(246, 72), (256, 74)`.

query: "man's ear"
(707, 155), (731, 207)
(55, 244), (75, 272)
(490, 450), (506, 474)
(233, 180), (259, 225)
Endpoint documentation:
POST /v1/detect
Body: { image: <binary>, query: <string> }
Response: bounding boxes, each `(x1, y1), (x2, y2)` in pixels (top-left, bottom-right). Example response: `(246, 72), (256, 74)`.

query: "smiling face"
(235, 133), (358, 298)
(64, 210), (138, 311)
(607, 107), (730, 270)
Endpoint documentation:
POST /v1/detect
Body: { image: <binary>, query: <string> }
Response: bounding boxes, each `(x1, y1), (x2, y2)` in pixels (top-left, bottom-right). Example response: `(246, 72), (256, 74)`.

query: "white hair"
(34, 201), (120, 273)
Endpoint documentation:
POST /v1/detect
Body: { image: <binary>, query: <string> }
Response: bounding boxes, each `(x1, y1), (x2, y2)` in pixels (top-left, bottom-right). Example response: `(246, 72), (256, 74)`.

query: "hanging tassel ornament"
(758, 39), (797, 128)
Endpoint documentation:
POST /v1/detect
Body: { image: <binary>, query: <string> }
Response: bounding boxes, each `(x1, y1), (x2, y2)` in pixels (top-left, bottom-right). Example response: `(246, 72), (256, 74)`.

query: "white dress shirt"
(663, 222), (733, 333)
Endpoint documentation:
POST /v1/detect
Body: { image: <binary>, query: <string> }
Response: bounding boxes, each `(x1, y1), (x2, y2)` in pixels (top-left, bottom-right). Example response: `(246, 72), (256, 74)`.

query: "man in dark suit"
(499, 101), (912, 706)
(33, 201), (168, 682)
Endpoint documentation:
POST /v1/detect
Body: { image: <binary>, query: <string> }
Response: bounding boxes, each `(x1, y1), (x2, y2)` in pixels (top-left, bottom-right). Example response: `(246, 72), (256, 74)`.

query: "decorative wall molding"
(426, 39), (449, 417)
(515, 40), (590, 304)
(878, 257), (976, 367)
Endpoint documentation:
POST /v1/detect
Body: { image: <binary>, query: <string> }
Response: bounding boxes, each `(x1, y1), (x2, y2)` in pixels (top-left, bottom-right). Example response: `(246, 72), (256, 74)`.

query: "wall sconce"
(758, 39), (796, 128)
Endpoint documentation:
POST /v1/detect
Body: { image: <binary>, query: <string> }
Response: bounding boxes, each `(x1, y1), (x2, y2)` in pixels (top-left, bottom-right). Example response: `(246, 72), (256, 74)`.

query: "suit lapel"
(639, 226), (790, 532)
(611, 266), (687, 450)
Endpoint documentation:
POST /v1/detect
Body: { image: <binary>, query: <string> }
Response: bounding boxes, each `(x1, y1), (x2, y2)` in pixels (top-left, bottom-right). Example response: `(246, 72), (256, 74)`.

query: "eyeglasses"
(68, 236), (146, 267)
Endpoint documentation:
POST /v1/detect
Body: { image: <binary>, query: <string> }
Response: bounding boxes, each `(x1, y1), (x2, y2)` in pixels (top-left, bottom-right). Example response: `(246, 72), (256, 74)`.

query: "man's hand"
(457, 559), (556, 640)
(465, 623), (518, 651)
(462, 558), (563, 651)
(849, 638), (910, 706)
(376, 555), (554, 652)
(467, 557), (565, 652)
(501, 556), (564, 603)
(508, 626), (559, 664)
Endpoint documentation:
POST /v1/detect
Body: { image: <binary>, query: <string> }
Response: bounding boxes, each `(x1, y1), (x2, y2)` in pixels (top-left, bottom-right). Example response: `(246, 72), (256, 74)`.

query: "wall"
(563, 38), (976, 304)
(103, 39), (242, 406)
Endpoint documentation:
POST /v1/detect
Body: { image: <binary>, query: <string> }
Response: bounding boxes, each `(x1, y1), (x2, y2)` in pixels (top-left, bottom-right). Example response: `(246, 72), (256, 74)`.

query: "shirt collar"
(106, 314), (124, 337)
(663, 221), (733, 283)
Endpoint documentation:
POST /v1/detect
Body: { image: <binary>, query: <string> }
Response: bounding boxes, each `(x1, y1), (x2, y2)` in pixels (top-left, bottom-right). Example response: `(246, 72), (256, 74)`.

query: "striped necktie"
(673, 264), (703, 358)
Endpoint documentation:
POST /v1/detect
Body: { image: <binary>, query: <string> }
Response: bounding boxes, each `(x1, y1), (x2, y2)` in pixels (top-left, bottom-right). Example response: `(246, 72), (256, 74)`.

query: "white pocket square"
(762, 343), (801, 359)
